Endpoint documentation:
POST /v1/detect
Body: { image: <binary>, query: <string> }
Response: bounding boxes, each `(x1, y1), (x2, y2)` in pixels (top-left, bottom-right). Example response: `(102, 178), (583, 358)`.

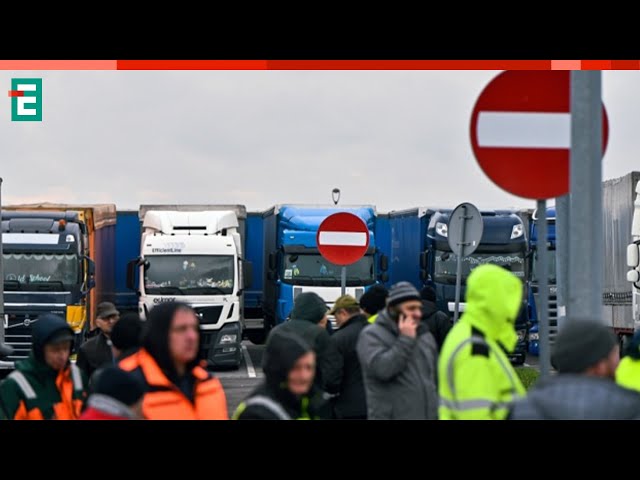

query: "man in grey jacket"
(356, 282), (439, 420)
(509, 319), (640, 420)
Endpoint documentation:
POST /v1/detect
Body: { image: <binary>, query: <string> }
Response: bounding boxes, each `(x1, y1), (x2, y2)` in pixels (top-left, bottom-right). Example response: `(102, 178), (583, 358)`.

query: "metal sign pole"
(537, 200), (550, 378)
(555, 194), (569, 330)
(569, 71), (603, 319)
(453, 205), (467, 323)
(341, 266), (346, 296)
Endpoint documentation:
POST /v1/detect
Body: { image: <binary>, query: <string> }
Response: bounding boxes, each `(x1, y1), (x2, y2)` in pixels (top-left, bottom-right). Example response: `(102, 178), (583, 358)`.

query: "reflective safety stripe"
(8, 371), (37, 400)
(439, 397), (512, 412)
(70, 364), (84, 392)
(243, 396), (292, 420)
(445, 336), (522, 414)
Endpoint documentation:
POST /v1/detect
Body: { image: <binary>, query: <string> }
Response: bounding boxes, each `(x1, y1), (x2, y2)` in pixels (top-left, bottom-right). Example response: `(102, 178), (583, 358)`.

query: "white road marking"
(242, 344), (256, 378)
(524, 363), (531, 367)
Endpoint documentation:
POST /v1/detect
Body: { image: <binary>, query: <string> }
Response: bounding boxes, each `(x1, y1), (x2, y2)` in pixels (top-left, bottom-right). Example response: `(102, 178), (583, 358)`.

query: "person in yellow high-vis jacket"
(616, 330), (640, 392)
(359, 284), (388, 324)
(438, 264), (525, 420)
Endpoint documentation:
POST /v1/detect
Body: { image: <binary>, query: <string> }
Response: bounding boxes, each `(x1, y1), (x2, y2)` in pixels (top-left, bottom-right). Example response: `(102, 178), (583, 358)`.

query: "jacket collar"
(137, 349), (209, 387)
(338, 313), (368, 330)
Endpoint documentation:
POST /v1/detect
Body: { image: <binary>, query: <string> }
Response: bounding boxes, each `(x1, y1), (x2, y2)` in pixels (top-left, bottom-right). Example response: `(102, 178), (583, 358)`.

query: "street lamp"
(332, 188), (341, 205)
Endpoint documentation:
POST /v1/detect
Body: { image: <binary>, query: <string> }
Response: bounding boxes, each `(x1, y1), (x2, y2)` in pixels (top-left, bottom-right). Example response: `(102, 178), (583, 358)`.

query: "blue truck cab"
(527, 206), (557, 356)
(262, 205), (387, 331)
(388, 207), (529, 365)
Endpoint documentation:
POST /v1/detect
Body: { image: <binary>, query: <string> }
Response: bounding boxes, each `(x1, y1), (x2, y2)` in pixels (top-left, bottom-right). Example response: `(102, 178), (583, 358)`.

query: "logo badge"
(9, 78), (42, 121)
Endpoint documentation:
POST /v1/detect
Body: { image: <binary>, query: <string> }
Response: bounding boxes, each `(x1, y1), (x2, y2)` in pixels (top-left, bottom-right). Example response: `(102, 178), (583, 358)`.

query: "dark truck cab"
(0, 211), (94, 369)
(424, 209), (529, 364)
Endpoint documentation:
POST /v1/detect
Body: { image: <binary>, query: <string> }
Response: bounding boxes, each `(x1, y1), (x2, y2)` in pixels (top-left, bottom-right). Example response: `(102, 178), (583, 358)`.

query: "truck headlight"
(436, 222), (448, 237)
(517, 329), (527, 342)
(529, 332), (539, 341)
(511, 224), (524, 239)
(219, 334), (237, 345)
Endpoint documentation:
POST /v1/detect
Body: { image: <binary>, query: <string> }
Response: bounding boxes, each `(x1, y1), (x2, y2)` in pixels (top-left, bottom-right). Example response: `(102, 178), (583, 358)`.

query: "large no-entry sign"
(317, 212), (370, 266)
(470, 71), (609, 199)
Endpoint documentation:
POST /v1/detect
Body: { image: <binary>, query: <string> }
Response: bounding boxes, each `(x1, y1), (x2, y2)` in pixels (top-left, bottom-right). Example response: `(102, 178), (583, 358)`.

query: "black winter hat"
(263, 329), (312, 387)
(551, 319), (618, 373)
(93, 366), (145, 406)
(143, 302), (199, 379)
(359, 284), (388, 315)
(387, 282), (422, 308)
(290, 292), (328, 324)
(111, 313), (143, 352)
(420, 285), (437, 303)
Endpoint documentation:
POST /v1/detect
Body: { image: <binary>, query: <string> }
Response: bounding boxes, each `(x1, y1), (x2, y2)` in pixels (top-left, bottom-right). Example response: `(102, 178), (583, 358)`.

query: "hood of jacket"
(461, 264), (523, 352)
(263, 329), (313, 389)
(511, 375), (640, 420)
(31, 314), (75, 364)
(143, 302), (199, 381)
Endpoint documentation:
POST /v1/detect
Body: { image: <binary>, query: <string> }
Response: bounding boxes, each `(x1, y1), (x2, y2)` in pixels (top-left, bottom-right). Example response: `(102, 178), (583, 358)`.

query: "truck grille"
(4, 313), (38, 363)
(532, 286), (558, 344)
(193, 306), (223, 325)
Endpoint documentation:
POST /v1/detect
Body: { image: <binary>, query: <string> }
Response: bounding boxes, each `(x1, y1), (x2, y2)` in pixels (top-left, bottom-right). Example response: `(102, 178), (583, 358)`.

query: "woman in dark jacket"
(234, 329), (327, 420)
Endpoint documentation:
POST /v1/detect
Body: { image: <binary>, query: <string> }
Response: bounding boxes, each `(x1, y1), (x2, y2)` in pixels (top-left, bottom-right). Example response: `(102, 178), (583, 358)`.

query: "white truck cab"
(129, 207), (250, 369)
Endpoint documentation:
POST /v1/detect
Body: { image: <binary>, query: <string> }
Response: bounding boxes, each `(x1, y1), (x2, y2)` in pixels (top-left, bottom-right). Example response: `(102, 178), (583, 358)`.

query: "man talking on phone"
(357, 282), (439, 420)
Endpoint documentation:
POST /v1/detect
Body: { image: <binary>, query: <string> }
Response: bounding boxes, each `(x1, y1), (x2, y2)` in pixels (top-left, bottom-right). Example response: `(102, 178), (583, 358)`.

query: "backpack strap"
(244, 395), (292, 420)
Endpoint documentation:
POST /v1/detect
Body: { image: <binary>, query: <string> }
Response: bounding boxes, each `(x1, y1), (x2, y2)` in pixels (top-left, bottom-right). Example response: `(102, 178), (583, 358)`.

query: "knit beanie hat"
(387, 282), (422, 308)
(290, 292), (328, 324)
(551, 319), (618, 373)
(360, 284), (388, 315)
(111, 313), (143, 352)
(93, 367), (146, 406)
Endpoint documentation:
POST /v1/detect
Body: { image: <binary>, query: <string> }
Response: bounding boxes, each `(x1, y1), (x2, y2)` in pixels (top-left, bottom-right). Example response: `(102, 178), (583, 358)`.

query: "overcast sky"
(0, 70), (636, 213)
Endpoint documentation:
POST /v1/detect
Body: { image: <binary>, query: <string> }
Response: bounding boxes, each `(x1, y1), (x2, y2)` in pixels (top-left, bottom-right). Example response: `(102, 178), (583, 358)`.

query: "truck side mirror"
(627, 244), (639, 268)
(628, 270), (640, 283)
(267, 271), (276, 281)
(420, 252), (428, 269)
(126, 258), (139, 291)
(243, 261), (253, 289)
(420, 269), (428, 281)
(380, 254), (388, 272)
(268, 252), (277, 271)
(380, 272), (389, 283)
(84, 257), (95, 276)
(88, 278), (96, 290)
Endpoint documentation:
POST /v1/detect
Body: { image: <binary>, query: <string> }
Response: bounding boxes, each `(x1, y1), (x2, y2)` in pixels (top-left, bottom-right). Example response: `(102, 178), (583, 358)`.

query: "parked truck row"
(7, 184), (640, 370)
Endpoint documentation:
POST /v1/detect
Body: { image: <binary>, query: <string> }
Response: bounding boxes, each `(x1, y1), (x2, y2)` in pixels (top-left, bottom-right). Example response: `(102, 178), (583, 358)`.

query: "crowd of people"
(2, 263), (640, 420)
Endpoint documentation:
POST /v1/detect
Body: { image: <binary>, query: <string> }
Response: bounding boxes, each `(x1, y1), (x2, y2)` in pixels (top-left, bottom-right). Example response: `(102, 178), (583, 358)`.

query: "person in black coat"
(77, 302), (120, 379)
(326, 295), (369, 419)
(269, 292), (341, 394)
(420, 286), (452, 351)
(233, 329), (327, 420)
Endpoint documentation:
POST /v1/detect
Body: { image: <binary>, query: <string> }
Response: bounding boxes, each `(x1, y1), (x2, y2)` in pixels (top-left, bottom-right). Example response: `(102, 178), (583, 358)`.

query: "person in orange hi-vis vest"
(0, 314), (87, 420)
(120, 302), (228, 420)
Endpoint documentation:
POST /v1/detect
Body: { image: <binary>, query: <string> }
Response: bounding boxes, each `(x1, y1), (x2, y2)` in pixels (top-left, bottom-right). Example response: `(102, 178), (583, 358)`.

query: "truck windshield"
(2, 253), (79, 287)
(282, 254), (375, 286)
(434, 251), (526, 284)
(144, 255), (235, 295)
(531, 251), (557, 284)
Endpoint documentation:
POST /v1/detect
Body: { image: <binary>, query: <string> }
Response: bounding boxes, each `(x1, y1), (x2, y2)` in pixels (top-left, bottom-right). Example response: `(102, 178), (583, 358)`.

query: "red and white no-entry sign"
(316, 212), (370, 266)
(470, 71), (609, 199)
